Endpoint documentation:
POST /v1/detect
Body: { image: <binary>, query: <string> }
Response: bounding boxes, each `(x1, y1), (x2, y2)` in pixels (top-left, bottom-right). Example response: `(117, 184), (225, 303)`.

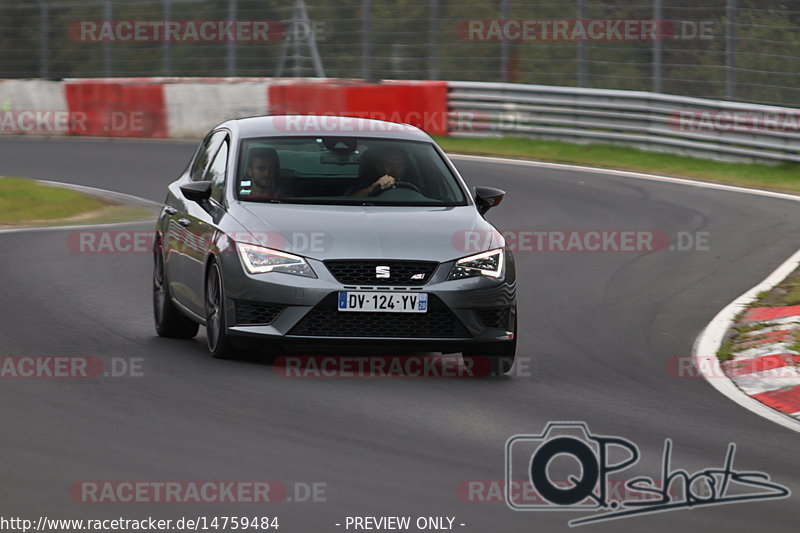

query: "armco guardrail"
(2, 77), (800, 164)
(447, 81), (800, 163)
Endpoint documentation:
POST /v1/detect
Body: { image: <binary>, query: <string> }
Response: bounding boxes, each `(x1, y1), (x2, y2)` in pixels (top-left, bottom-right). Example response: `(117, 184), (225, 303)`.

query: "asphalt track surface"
(1, 136), (800, 532)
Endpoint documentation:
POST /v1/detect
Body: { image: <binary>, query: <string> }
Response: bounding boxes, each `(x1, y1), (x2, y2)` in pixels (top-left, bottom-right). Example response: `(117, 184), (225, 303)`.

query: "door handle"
(178, 218), (192, 227)
(164, 206), (178, 215)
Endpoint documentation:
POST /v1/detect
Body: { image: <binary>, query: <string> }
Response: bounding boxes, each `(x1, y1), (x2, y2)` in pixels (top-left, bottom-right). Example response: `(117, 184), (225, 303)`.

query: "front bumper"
(217, 250), (517, 351)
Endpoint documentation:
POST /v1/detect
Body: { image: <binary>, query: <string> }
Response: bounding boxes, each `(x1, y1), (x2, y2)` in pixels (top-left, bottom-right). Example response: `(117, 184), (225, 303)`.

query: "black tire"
(153, 244), (199, 339)
(205, 260), (238, 359)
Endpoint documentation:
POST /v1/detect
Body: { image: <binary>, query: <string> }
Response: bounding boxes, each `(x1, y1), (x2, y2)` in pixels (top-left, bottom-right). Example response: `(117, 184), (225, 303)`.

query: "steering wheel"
(395, 181), (422, 193)
(369, 180), (422, 196)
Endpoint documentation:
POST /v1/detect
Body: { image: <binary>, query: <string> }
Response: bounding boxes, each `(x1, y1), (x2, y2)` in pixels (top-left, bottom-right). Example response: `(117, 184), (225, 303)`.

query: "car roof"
(220, 115), (434, 142)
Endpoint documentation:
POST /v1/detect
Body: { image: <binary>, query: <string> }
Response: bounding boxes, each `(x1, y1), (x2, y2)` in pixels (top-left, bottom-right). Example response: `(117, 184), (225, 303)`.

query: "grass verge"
(748, 269), (800, 308)
(0, 177), (153, 227)
(716, 269), (800, 360)
(434, 136), (800, 194)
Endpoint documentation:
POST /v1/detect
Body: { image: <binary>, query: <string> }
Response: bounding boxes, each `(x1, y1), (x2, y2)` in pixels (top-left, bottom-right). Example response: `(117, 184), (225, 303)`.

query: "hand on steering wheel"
(368, 175), (397, 196)
(369, 176), (422, 196)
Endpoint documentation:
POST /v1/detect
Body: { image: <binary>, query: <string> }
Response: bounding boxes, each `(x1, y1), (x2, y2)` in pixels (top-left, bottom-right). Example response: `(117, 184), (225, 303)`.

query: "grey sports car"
(153, 115), (517, 374)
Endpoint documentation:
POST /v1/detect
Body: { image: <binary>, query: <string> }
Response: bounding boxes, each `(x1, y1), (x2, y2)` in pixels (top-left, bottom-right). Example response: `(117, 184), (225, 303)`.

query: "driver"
(241, 147), (290, 199)
(352, 148), (408, 197)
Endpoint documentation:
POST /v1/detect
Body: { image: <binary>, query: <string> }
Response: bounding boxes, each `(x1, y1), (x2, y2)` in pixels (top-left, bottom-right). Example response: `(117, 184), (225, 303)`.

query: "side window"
(208, 139), (229, 203)
(190, 131), (226, 181)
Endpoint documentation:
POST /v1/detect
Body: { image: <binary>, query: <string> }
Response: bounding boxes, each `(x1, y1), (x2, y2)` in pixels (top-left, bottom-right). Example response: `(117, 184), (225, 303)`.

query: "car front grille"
(324, 260), (438, 286)
(288, 293), (469, 338)
(235, 301), (285, 325)
(475, 307), (511, 329)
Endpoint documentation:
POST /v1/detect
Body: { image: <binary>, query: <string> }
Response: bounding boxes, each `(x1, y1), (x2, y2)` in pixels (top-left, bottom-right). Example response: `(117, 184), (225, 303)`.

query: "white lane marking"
(451, 153), (800, 432)
(693, 247), (800, 434)
(450, 153), (800, 203)
(35, 179), (162, 208)
(0, 218), (154, 235)
(0, 180), (158, 234)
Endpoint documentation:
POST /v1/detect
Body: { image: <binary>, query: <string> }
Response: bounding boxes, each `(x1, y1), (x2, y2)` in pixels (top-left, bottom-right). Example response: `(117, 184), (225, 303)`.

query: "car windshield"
(236, 137), (467, 206)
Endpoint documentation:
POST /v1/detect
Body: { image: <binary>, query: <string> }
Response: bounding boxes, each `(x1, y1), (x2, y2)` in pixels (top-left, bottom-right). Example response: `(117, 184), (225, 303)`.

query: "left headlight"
(447, 248), (505, 280)
(236, 242), (317, 278)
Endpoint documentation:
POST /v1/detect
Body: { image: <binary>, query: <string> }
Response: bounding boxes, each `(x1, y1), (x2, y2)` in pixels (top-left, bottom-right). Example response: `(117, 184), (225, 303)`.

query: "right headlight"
(236, 242), (316, 278)
(447, 248), (505, 280)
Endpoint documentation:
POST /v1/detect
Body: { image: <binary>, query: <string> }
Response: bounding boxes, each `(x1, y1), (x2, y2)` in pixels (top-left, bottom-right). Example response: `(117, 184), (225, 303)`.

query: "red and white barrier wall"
(0, 78), (449, 138)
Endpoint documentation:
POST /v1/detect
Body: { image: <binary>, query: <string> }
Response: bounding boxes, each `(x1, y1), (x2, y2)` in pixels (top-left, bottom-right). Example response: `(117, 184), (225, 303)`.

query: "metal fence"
(0, 0), (799, 107)
(448, 81), (800, 163)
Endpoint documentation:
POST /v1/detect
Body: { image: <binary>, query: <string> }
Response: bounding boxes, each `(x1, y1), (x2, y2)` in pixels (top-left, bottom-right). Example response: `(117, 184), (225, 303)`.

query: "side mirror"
(474, 186), (505, 215)
(180, 180), (213, 203)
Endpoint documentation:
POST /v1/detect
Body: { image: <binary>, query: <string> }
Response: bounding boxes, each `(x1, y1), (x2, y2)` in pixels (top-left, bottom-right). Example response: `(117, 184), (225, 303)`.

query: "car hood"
(234, 203), (503, 262)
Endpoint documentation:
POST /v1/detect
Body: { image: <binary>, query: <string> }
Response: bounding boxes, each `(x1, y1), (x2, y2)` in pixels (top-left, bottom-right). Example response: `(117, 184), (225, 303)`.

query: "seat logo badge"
(376, 266), (391, 278)
(411, 273), (425, 280)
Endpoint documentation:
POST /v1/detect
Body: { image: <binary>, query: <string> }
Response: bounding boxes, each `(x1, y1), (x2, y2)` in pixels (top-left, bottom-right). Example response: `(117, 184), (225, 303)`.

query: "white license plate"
(337, 292), (428, 313)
